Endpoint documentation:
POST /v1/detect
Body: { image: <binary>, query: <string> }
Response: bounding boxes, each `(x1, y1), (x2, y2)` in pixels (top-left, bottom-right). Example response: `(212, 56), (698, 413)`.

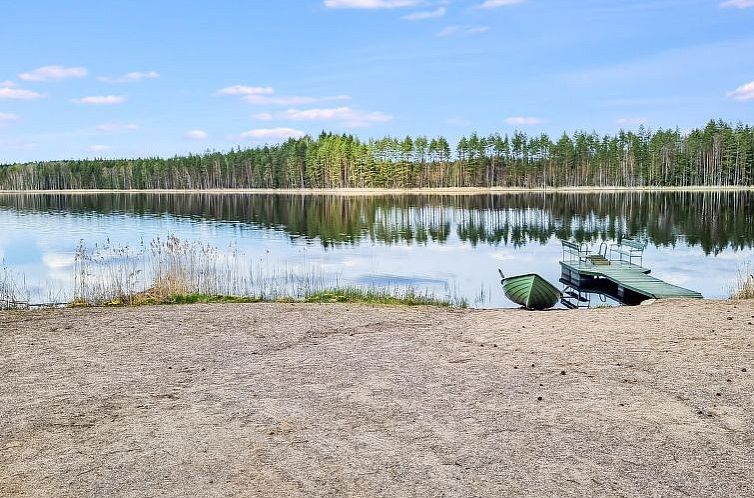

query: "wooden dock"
(559, 239), (702, 305)
(560, 260), (703, 302)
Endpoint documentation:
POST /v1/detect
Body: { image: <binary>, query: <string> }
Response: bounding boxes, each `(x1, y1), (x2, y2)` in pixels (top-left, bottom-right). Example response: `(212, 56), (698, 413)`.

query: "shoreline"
(2, 300), (752, 496)
(0, 185), (753, 196)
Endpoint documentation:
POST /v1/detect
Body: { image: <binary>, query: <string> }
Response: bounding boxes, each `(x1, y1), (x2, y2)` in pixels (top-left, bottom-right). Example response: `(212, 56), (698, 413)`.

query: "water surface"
(1, 191), (751, 307)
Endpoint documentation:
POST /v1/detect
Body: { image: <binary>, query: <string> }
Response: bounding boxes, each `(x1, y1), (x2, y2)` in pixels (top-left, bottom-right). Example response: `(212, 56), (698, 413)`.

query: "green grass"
(303, 288), (458, 307)
(71, 288), (459, 308)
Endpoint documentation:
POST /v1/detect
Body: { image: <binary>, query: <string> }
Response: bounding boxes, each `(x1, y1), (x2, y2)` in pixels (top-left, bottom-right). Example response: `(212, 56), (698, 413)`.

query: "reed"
(70, 236), (461, 307)
(0, 263), (30, 310)
(730, 262), (754, 300)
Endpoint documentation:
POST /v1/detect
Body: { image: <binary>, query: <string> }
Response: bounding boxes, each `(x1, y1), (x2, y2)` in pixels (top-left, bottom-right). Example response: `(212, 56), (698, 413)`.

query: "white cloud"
(324, 0), (420, 8)
(476, 0), (525, 8)
(252, 112), (274, 121)
(727, 80), (754, 101)
(99, 71), (160, 83)
(0, 138), (37, 151)
(0, 112), (18, 123)
(403, 7), (446, 20)
(282, 107), (392, 127)
(87, 144), (111, 152)
(185, 129), (209, 140)
(244, 93), (350, 106)
(19, 65), (87, 82)
(218, 85), (275, 96)
(504, 116), (545, 125)
(219, 85), (350, 106)
(238, 128), (306, 140)
(437, 25), (489, 37)
(96, 123), (139, 132)
(73, 95), (126, 105)
(616, 117), (647, 126)
(42, 252), (76, 270)
(720, 0), (754, 7)
(0, 82), (45, 100)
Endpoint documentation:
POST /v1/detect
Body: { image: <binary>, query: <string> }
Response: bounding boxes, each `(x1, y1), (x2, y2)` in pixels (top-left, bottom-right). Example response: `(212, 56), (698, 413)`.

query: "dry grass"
(72, 236), (332, 306)
(731, 261), (754, 300)
(0, 264), (29, 310)
(69, 236), (460, 307)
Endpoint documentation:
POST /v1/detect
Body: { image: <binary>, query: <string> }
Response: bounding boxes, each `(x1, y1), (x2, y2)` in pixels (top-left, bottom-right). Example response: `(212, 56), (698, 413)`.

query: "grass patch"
(135, 293), (265, 306)
(304, 288), (458, 307)
(66, 236), (465, 308)
(730, 262), (754, 300)
(69, 288), (459, 308)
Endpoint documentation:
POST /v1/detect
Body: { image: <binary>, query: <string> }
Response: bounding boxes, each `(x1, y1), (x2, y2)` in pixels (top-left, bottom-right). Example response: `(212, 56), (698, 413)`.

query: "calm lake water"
(1, 191), (752, 308)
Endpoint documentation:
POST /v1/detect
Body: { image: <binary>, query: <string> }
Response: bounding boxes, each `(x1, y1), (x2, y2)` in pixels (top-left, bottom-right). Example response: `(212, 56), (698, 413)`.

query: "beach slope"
(2, 301), (753, 497)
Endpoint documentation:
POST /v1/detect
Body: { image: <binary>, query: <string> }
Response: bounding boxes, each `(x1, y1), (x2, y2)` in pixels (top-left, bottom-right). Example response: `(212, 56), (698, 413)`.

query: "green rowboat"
(499, 270), (561, 310)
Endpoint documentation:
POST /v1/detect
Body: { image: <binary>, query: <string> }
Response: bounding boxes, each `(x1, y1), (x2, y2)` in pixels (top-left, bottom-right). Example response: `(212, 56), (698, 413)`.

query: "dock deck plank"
(560, 261), (702, 300)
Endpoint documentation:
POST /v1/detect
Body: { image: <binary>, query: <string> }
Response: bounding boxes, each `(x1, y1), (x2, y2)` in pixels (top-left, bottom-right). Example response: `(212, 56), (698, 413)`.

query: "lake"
(1, 191), (752, 308)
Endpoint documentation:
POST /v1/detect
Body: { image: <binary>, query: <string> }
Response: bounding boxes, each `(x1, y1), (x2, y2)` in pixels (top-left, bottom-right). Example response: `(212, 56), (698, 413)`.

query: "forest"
(0, 120), (753, 190)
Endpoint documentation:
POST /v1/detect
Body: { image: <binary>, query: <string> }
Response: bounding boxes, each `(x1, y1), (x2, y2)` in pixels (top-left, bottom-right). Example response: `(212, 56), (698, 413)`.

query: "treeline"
(1, 120), (753, 189)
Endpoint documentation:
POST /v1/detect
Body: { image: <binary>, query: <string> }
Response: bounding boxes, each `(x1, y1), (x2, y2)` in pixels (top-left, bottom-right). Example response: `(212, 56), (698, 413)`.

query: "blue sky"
(1, 0), (753, 163)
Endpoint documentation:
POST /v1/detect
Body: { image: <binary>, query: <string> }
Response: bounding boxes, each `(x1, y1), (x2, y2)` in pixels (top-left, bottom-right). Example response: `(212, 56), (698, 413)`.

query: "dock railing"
(609, 238), (646, 267)
(561, 240), (590, 263)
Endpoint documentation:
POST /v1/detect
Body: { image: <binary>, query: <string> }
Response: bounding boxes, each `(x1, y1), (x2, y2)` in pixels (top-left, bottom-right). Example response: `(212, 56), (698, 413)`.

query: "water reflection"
(1, 191), (752, 254)
(0, 191), (751, 307)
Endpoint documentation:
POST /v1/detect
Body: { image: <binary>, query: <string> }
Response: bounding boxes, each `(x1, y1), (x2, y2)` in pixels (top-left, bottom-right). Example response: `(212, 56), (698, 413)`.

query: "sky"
(1, 0), (753, 163)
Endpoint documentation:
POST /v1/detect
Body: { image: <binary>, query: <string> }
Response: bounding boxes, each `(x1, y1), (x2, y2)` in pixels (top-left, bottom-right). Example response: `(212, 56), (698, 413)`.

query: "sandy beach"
(2, 300), (753, 497)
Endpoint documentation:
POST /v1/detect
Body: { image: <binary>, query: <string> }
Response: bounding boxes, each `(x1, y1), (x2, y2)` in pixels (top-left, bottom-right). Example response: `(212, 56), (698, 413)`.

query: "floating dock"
(559, 239), (703, 306)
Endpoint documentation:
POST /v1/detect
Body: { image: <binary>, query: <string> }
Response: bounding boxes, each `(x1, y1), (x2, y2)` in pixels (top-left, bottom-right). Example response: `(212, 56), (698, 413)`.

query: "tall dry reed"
(0, 263), (30, 310)
(731, 262), (754, 300)
(73, 236), (334, 305)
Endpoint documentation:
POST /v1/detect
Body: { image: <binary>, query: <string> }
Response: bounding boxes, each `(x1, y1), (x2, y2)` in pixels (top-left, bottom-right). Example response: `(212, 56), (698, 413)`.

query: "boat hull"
(502, 273), (561, 310)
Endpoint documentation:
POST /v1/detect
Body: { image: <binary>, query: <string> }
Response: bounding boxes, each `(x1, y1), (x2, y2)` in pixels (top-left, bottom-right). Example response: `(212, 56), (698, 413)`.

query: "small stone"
(537, 396), (543, 401)
(716, 393), (721, 397)
(727, 317), (733, 321)
(168, 366), (172, 370)
(619, 403), (624, 407)
(531, 364), (535, 367)
(560, 370), (566, 375)
(742, 368), (748, 373)
(514, 366), (518, 369)
(493, 344), (498, 348)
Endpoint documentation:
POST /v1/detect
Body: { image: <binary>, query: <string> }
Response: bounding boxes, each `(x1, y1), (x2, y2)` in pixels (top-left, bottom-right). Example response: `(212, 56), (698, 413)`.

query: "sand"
(1, 300), (753, 497)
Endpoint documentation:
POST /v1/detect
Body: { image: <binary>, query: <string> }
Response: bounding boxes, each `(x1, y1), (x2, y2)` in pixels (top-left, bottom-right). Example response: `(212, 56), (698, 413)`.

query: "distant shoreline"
(0, 186), (753, 196)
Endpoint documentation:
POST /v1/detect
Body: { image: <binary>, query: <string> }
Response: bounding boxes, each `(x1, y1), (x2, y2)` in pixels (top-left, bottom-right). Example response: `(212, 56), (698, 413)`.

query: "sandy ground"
(1, 300), (753, 497)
